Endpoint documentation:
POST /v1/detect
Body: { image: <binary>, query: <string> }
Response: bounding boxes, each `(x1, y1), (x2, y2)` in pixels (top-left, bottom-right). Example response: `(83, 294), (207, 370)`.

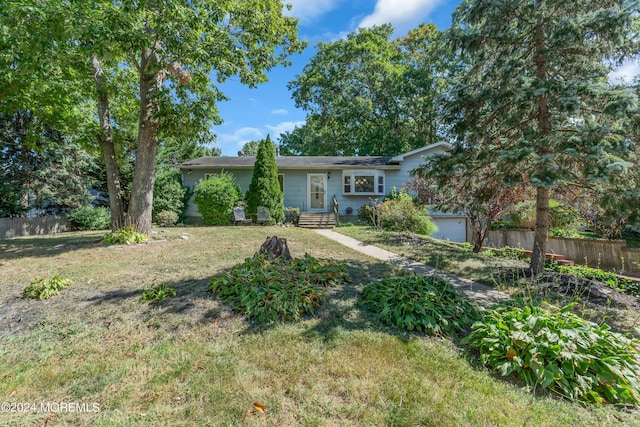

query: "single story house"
(179, 141), (468, 242)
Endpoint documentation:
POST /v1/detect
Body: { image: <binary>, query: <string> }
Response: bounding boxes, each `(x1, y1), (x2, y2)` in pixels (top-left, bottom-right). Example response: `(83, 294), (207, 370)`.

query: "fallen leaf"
(507, 348), (516, 360)
(196, 366), (205, 371)
(253, 402), (265, 413)
(9, 389), (16, 398)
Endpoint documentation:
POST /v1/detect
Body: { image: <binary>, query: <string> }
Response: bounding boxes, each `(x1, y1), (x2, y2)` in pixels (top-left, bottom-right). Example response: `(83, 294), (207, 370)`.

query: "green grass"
(0, 226), (638, 426)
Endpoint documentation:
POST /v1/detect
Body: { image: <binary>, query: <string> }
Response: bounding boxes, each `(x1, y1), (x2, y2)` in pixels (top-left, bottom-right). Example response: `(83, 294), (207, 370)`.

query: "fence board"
(0, 217), (67, 239)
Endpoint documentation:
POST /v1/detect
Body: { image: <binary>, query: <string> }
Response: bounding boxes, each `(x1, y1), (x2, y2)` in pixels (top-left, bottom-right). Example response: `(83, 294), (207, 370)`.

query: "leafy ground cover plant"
(141, 283), (177, 303)
(210, 253), (351, 322)
(102, 226), (148, 245)
(546, 262), (640, 297)
(361, 275), (478, 337)
(463, 300), (640, 405)
(23, 276), (72, 299)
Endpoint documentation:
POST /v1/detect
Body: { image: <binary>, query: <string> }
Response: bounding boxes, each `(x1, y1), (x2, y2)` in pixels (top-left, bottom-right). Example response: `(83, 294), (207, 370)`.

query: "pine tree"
(442, 0), (639, 273)
(245, 135), (284, 223)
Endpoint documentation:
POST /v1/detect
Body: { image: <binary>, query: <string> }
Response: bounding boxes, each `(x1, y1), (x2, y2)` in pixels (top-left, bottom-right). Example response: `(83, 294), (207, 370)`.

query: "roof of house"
(179, 141), (452, 171)
(179, 155), (398, 170)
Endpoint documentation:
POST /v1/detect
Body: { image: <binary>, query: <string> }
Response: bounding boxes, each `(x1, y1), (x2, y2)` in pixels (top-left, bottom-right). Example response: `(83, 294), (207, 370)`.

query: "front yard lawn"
(0, 227), (637, 425)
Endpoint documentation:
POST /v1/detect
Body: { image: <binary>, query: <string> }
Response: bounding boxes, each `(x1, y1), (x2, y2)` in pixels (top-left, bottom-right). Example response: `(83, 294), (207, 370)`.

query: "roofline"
(178, 164), (403, 171)
(389, 141), (452, 163)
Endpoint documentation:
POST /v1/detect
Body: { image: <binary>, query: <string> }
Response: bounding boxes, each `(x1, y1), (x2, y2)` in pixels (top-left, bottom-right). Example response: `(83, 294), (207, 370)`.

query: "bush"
(24, 276), (72, 299)
(284, 206), (300, 224)
(209, 253), (351, 323)
(67, 205), (111, 231)
(245, 136), (285, 223)
(463, 300), (640, 405)
(377, 190), (435, 235)
(141, 283), (177, 303)
(102, 226), (148, 245)
(153, 166), (189, 222)
(193, 171), (242, 225)
(357, 203), (378, 225)
(361, 275), (478, 336)
(156, 210), (178, 226)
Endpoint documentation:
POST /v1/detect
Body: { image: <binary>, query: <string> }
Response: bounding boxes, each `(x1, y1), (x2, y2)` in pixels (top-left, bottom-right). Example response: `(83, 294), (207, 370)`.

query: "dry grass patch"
(0, 226), (637, 425)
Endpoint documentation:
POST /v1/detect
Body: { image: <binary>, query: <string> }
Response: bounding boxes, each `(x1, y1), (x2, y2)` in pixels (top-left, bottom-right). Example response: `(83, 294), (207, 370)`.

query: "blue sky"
(212, 0), (459, 156)
(211, 0), (639, 156)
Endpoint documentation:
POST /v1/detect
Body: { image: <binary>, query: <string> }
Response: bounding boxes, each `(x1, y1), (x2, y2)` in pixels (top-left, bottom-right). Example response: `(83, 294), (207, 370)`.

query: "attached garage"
(430, 216), (467, 243)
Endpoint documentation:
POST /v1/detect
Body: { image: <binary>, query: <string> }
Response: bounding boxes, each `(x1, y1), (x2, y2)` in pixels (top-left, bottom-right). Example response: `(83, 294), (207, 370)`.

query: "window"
(342, 170), (384, 195)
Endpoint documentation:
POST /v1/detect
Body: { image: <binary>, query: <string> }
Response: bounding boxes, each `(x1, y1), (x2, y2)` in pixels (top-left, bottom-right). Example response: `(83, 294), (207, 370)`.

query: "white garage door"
(430, 217), (467, 243)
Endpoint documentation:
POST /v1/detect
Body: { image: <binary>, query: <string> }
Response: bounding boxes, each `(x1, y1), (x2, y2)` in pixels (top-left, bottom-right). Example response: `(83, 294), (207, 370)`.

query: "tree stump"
(256, 236), (292, 261)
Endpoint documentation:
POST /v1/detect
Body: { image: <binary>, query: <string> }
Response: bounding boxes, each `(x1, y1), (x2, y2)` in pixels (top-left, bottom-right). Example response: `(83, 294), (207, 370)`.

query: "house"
(179, 141), (468, 242)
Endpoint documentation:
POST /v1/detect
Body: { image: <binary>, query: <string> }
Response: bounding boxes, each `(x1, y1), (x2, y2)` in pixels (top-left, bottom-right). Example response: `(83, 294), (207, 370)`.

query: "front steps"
(298, 212), (337, 229)
(522, 250), (575, 266)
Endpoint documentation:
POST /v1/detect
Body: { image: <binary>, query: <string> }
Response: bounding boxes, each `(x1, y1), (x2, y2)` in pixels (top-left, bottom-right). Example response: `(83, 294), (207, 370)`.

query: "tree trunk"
(256, 236), (293, 260)
(92, 56), (126, 230)
(530, 186), (549, 273)
(531, 19), (551, 274)
(127, 48), (161, 235)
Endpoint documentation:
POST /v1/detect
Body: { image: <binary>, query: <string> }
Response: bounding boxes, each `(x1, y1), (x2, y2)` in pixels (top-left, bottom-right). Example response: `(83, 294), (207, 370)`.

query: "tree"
(443, 0), (639, 272)
(240, 140), (262, 156)
(410, 163), (528, 252)
(1, 0), (305, 234)
(245, 135), (285, 223)
(288, 24), (446, 155)
(0, 112), (93, 217)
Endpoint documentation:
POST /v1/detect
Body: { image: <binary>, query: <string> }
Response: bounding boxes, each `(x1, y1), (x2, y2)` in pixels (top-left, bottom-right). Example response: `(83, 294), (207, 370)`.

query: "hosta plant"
(361, 275), (479, 337)
(102, 226), (148, 245)
(210, 253), (350, 323)
(546, 262), (639, 297)
(24, 276), (72, 299)
(463, 300), (640, 405)
(141, 283), (177, 303)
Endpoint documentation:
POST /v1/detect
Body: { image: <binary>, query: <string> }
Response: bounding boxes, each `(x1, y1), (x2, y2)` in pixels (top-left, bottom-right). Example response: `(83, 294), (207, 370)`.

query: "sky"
(211, 0), (639, 156)
(212, 0), (458, 156)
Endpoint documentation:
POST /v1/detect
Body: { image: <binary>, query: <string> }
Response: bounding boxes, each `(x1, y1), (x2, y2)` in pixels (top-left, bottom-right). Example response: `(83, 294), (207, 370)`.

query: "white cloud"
(271, 108), (289, 115)
(609, 60), (640, 84)
(284, 0), (340, 24)
(265, 121), (306, 138)
(359, 0), (444, 30)
(216, 127), (264, 151)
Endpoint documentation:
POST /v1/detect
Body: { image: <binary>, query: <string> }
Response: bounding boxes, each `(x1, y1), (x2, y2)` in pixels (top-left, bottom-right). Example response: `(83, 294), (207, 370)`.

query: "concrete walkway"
(314, 229), (510, 308)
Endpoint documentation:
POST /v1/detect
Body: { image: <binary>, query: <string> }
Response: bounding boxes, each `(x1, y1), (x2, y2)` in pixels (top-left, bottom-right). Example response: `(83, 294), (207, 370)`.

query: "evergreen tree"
(442, 0), (639, 273)
(245, 135), (284, 223)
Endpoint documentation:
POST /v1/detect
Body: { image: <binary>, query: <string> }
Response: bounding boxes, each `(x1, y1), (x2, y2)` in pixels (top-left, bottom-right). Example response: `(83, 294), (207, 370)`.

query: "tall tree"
(245, 135), (285, 223)
(0, 112), (93, 217)
(1, 0), (304, 233)
(444, 0), (639, 273)
(288, 24), (445, 155)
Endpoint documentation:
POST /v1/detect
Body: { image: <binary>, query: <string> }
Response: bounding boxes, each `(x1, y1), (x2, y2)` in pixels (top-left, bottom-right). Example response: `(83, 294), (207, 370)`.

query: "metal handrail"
(332, 196), (339, 225)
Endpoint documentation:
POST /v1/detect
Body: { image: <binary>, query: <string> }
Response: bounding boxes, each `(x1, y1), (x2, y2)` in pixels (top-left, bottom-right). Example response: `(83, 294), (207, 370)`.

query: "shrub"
(546, 263), (640, 296)
(245, 135), (285, 223)
(141, 283), (177, 303)
(102, 226), (148, 245)
(357, 203), (378, 225)
(24, 276), (72, 299)
(193, 171), (242, 225)
(156, 210), (178, 226)
(284, 206), (300, 224)
(361, 275), (478, 336)
(67, 205), (111, 231)
(209, 253), (351, 323)
(463, 300), (640, 405)
(153, 166), (189, 222)
(377, 190), (435, 235)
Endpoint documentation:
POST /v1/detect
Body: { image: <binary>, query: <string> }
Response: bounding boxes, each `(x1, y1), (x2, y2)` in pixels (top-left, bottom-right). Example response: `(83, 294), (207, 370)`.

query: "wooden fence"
(0, 216), (67, 239)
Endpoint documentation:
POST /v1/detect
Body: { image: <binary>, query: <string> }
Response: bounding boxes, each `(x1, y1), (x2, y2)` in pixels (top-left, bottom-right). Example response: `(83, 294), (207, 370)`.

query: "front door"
(307, 174), (327, 211)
